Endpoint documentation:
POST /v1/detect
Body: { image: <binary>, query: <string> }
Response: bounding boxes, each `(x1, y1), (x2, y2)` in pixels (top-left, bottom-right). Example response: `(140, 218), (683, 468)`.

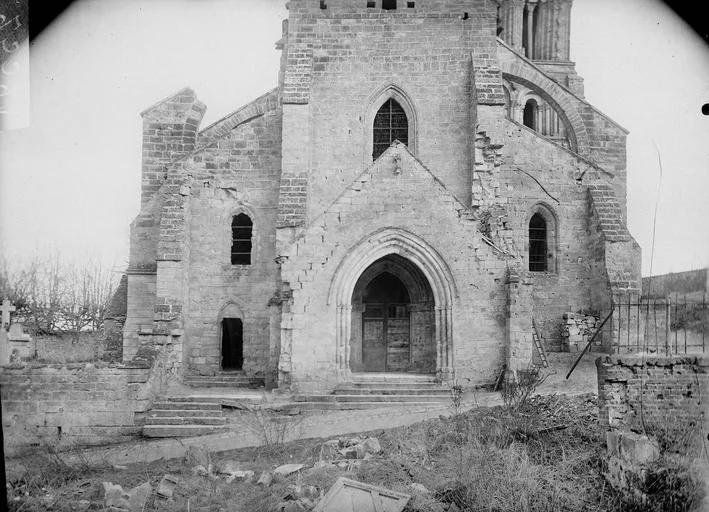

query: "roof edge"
(496, 38), (630, 135)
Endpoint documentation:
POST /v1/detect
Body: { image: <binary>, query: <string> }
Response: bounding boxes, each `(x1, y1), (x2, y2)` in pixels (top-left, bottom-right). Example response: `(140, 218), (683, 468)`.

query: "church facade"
(123, 0), (641, 392)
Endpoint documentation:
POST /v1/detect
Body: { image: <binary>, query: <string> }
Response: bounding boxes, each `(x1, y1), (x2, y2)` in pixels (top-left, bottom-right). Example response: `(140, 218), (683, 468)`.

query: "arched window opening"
(231, 213), (253, 265)
(523, 99), (538, 131)
(529, 213), (547, 272)
(373, 98), (408, 160)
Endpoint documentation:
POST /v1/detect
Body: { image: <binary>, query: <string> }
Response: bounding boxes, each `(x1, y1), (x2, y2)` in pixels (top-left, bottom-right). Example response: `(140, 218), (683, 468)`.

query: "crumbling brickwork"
(597, 355), (707, 432)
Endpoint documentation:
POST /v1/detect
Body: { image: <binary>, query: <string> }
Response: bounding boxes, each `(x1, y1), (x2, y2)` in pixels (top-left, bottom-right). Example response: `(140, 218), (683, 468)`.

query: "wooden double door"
(362, 302), (411, 372)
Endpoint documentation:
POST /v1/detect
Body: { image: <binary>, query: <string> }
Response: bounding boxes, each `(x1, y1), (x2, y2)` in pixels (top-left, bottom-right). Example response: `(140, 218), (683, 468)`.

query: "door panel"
(362, 319), (386, 372)
(386, 318), (410, 371)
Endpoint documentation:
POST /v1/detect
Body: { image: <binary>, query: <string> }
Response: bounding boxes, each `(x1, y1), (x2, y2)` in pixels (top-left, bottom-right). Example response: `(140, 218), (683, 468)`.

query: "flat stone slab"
(313, 477), (410, 512)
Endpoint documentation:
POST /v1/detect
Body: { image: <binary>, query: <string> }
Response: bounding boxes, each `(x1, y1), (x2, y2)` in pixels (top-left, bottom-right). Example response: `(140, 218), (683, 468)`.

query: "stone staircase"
(183, 371), (265, 389)
(138, 373), (269, 438)
(138, 397), (230, 438)
(292, 374), (452, 410)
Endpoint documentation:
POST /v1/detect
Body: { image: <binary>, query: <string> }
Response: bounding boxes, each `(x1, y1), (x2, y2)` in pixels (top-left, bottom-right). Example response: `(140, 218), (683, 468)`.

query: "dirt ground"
(6, 392), (678, 512)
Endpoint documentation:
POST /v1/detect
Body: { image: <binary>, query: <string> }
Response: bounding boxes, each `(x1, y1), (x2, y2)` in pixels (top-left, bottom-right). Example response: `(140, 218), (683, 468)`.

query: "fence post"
(664, 295), (670, 356)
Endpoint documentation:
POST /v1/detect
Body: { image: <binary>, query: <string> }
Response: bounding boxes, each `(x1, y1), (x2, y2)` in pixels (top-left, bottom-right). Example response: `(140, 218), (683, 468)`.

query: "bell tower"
(497, 0), (583, 96)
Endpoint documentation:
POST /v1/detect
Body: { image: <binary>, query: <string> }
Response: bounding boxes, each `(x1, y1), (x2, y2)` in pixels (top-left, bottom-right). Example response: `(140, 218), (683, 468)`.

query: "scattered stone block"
(102, 481), (151, 512)
(185, 445), (211, 468)
(313, 477), (410, 512)
(156, 474), (179, 499)
(216, 459), (241, 474)
(192, 465), (210, 477)
(257, 471), (274, 486)
(354, 437), (382, 459)
(409, 483), (430, 494)
(605, 430), (661, 501)
(72, 499), (91, 511)
(274, 463), (305, 476)
(225, 470), (254, 483)
(339, 446), (358, 459)
(319, 439), (340, 460)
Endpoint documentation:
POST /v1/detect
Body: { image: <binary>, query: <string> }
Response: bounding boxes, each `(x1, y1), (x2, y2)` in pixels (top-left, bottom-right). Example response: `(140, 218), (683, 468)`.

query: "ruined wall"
(1, 347), (178, 455)
(596, 355), (708, 433)
(2, 364), (148, 454)
(475, 112), (622, 350)
(597, 355), (709, 505)
(279, 145), (510, 392)
(182, 93), (282, 377)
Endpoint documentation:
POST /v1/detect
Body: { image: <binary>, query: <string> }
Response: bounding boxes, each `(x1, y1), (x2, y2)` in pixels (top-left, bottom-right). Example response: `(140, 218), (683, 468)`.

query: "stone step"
(142, 424), (229, 438)
(350, 374), (437, 384)
(292, 401), (448, 411)
(147, 408), (225, 418)
(151, 401), (223, 411)
(183, 380), (263, 388)
(345, 382), (444, 389)
(143, 416), (227, 426)
(333, 387), (451, 396)
(156, 396), (261, 405)
(293, 394), (449, 403)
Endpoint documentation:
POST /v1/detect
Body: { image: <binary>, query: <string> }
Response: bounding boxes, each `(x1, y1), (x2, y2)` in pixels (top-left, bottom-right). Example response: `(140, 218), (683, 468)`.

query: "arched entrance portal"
(350, 255), (436, 373)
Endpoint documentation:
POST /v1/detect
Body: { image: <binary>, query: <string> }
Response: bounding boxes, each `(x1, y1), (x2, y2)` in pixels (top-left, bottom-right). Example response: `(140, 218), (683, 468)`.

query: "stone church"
(123, 0), (641, 393)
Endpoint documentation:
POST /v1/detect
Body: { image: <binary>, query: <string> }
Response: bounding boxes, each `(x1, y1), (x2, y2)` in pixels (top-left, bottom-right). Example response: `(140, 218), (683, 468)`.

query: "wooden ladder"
(532, 319), (549, 368)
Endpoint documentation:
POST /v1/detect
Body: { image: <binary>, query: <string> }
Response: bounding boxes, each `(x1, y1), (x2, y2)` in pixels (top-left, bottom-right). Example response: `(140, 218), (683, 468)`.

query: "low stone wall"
(596, 355), (707, 432)
(0, 348), (176, 455)
(596, 355), (708, 504)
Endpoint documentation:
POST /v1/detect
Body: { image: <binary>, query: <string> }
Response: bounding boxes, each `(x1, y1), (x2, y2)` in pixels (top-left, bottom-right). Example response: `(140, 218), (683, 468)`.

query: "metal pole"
(566, 307), (615, 380)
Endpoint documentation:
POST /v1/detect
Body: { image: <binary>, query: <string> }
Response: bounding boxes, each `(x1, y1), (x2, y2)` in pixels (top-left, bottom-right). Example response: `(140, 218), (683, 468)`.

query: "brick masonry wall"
(596, 355), (708, 435)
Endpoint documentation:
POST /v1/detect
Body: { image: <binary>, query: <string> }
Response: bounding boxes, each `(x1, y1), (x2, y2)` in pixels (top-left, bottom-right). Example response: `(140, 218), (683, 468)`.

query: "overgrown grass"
(7, 394), (705, 512)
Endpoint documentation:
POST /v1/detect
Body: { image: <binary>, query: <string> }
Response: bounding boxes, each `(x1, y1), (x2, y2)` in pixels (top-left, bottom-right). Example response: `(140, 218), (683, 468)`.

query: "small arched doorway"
(219, 303), (244, 371)
(349, 254), (435, 373)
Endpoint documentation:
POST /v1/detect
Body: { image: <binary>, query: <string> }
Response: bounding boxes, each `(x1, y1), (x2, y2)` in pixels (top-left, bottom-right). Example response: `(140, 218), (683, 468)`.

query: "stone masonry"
(121, 0), (641, 394)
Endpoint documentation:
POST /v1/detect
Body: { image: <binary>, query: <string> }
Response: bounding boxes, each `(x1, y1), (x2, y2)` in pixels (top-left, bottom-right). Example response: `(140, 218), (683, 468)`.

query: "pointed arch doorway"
(350, 255), (436, 373)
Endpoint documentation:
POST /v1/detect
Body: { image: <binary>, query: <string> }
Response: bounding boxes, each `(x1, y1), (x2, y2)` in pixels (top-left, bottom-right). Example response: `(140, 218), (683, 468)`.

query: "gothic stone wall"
(280, 147), (510, 392)
(181, 102), (282, 377)
(283, 0), (500, 221)
(477, 112), (623, 351)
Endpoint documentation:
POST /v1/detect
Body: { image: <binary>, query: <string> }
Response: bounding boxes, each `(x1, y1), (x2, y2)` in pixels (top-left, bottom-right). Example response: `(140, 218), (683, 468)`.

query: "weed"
(235, 400), (304, 457)
(500, 365), (547, 411)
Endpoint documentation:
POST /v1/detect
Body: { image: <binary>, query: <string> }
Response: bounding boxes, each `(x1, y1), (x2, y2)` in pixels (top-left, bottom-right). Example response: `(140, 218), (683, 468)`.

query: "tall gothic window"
(529, 213), (547, 271)
(373, 98), (408, 160)
(231, 213), (253, 265)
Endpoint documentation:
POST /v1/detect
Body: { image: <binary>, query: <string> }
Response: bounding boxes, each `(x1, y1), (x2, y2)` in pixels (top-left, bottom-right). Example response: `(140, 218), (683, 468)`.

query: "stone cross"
(1, 298), (16, 329)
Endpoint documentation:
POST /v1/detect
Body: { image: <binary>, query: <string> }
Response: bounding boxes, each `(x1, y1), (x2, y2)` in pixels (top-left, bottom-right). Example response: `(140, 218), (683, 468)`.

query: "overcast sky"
(0, 0), (707, 277)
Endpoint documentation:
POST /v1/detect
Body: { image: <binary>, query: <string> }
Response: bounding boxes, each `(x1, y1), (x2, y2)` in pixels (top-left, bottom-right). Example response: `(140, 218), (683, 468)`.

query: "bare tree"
(0, 254), (117, 341)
